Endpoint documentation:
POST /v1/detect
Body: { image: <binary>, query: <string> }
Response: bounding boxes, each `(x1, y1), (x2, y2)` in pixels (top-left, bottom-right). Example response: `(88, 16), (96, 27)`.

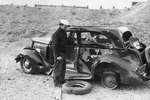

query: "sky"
(0, 0), (148, 9)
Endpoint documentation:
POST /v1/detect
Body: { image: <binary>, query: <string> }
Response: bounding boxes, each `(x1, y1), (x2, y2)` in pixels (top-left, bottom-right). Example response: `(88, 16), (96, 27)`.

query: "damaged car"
(15, 26), (150, 89)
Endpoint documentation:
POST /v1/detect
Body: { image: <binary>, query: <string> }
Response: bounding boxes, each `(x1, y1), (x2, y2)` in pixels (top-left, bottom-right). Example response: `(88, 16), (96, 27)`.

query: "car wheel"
(20, 56), (36, 74)
(62, 80), (92, 95)
(101, 72), (120, 89)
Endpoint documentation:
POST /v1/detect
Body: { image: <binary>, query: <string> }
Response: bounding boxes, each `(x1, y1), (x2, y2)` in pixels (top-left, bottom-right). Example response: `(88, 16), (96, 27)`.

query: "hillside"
(1, 2), (150, 45)
(119, 1), (150, 24)
(116, 0), (150, 44)
(0, 5), (121, 44)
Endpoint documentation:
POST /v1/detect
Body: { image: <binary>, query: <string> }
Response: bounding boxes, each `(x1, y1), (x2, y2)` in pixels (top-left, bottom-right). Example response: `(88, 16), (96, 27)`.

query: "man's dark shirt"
(52, 27), (68, 55)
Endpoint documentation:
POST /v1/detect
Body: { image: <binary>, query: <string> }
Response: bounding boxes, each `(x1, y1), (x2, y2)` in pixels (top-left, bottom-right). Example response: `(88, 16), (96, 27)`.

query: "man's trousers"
(53, 53), (66, 86)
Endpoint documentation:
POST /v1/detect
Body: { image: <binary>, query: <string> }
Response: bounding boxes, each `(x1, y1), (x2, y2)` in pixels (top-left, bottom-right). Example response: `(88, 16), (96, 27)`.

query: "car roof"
(67, 26), (124, 48)
(67, 26), (122, 41)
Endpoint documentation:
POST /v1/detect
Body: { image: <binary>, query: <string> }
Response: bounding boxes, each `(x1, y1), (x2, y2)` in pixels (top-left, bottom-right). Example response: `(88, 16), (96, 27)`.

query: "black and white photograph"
(0, 0), (150, 100)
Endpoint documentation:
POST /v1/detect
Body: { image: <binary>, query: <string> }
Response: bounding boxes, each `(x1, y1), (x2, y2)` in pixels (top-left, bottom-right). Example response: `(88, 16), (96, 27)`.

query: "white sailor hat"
(118, 26), (130, 33)
(59, 19), (70, 26)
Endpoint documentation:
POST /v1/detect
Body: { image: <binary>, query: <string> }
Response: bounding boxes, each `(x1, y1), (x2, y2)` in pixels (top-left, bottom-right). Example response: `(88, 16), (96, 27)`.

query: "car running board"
(65, 70), (92, 80)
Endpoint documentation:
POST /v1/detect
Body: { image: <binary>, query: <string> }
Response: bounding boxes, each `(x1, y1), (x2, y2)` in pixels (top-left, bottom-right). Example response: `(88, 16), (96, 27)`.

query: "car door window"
(81, 32), (96, 44)
(80, 32), (115, 56)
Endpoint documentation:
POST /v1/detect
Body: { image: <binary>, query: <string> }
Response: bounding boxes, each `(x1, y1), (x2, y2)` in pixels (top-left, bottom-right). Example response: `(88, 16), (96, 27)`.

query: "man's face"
(60, 24), (67, 30)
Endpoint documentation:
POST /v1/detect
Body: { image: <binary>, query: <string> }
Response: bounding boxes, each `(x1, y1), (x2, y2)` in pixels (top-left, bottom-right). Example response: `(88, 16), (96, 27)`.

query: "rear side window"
(81, 32), (92, 44)
(95, 34), (110, 43)
(80, 32), (113, 47)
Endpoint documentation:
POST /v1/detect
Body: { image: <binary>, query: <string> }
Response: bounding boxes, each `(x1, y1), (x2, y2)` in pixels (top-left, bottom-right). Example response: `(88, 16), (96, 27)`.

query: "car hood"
(32, 37), (51, 44)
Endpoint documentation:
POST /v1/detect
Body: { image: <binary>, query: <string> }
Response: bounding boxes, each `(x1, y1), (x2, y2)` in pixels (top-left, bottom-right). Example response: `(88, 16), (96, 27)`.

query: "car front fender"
(15, 48), (43, 64)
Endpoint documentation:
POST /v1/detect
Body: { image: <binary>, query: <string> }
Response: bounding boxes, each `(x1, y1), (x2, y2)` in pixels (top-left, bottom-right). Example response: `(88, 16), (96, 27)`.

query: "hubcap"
(24, 61), (30, 67)
(23, 59), (31, 70)
(104, 75), (117, 88)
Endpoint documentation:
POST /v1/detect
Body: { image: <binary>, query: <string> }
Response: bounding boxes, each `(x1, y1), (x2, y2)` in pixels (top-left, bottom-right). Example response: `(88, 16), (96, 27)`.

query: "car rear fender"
(92, 55), (140, 83)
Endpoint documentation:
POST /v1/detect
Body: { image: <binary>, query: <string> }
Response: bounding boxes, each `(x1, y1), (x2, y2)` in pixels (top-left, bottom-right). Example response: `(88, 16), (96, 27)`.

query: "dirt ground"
(1, 1), (150, 100)
(1, 41), (150, 100)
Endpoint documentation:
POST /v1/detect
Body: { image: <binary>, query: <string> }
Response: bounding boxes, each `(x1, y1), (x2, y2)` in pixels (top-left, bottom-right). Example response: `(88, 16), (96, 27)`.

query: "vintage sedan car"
(15, 26), (150, 89)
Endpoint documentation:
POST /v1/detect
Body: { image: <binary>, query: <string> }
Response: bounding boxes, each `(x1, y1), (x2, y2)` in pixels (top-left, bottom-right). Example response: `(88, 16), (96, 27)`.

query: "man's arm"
(52, 33), (59, 55)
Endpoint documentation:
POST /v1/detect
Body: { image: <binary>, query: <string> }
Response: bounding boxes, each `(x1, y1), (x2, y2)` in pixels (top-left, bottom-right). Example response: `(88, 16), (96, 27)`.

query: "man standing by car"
(52, 19), (70, 87)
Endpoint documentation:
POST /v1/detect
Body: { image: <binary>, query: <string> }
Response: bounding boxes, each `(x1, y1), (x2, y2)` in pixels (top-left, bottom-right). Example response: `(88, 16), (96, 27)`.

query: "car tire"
(101, 72), (120, 89)
(20, 56), (37, 74)
(62, 80), (92, 95)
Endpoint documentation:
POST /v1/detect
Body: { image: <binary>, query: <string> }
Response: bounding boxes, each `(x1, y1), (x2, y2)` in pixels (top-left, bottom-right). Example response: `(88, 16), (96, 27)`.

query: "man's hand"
(57, 56), (62, 60)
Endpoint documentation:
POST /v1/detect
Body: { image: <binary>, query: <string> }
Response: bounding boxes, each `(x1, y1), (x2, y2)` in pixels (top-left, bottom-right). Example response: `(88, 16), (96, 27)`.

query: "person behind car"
(118, 26), (150, 79)
(118, 26), (146, 52)
(128, 37), (146, 52)
(128, 37), (150, 78)
(52, 19), (70, 87)
(128, 37), (146, 64)
(118, 26), (133, 46)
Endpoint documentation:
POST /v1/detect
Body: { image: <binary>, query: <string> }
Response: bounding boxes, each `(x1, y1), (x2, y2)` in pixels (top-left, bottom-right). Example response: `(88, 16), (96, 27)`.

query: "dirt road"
(0, 42), (55, 100)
